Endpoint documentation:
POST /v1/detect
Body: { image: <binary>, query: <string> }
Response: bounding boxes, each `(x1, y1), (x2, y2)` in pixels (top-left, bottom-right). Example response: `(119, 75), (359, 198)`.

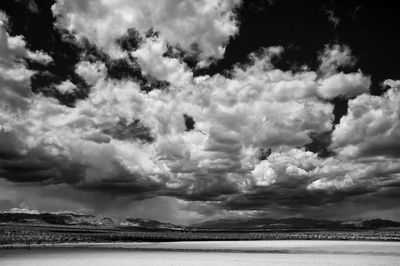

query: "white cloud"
(0, 12), (8, 23)
(249, 148), (319, 186)
(6, 207), (41, 214)
(75, 61), (107, 85)
(383, 79), (400, 88)
(317, 71), (371, 99)
(332, 85), (400, 158)
(0, 20), (34, 111)
(307, 156), (400, 193)
(27, 50), (53, 64)
(132, 37), (193, 85)
(251, 160), (277, 186)
(0, 38), (338, 201)
(307, 177), (354, 190)
(52, 0), (242, 63)
(4, 9), (399, 217)
(316, 44), (370, 100)
(1, 39), (342, 200)
(318, 44), (355, 75)
(55, 80), (77, 94)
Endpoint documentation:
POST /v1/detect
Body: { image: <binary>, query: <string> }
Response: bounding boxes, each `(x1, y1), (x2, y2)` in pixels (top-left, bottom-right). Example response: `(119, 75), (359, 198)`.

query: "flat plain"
(1, 224), (400, 244)
(1, 241), (399, 266)
(1, 224), (399, 265)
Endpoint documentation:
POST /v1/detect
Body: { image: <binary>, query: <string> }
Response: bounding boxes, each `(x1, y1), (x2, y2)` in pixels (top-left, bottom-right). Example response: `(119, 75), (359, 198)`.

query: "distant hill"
(0, 212), (113, 227)
(120, 218), (186, 230)
(1, 211), (399, 231)
(190, 217), (400, 230)
(0, 211), (186, 230)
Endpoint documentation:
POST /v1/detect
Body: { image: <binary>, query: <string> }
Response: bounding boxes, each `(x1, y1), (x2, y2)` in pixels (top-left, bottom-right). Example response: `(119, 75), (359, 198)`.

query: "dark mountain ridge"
(190, 217), (400, 230)
(0, 212), (185, 230)
(1, 211), (399, 231)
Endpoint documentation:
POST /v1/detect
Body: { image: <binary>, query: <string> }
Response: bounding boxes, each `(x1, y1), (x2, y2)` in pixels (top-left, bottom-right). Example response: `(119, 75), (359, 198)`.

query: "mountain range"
(1, 211), (399, 231)
(0, 211), (186, 230)
(190, 217), (400, 230)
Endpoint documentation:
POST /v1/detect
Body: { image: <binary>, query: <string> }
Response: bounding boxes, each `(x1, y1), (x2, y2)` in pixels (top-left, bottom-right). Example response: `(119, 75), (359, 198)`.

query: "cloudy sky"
(0, 0), (399, 225)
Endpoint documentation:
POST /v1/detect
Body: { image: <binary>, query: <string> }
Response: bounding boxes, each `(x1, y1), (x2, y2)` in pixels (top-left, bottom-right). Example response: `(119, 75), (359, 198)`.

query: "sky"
(0, 0), (399, 225)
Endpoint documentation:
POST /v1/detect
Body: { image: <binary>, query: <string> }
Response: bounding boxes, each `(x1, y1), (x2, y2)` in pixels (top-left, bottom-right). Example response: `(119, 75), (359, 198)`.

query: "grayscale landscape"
(1, 212), (400, 265)
(1, 0), (400, 265)
(1, 211), (400, 244)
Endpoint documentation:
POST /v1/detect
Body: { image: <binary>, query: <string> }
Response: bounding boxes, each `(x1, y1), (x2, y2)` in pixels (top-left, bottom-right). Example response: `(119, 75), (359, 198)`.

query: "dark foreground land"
(1, 224), (400, 245)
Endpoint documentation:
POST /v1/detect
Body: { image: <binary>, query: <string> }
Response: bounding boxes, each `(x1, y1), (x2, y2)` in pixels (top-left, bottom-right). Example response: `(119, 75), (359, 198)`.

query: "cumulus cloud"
(317, 71), (371, 99)
(75, 61), (107, 85)
(26, 50), (53, 65)
(249, 148), (318, 189)
(316, 44), (370, 99)
(251, 160), (277, 186)
(221, 146), (400, 217)
(0, 16), (53, 112)
(0, 34), (336, 206)
(132, 37), (193, 85)
(55, 80), (77, 94)
(52, 0), (242, 64)
(383, 79), (400, 89)
(1, 6), (400, 222)
(332, 84), (400, 158)
(318, 44), (355, 75)
(0, 19), (34, 111)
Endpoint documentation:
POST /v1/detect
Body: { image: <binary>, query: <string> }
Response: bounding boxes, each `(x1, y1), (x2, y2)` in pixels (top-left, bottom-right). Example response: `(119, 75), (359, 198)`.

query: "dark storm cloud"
(166, 173), (241, 202)
(0, 150), (86, 184)
(78, 177), (164, 197)
(0, 146), (167, 199)
(221, 181), (378, 212)
(0, 199), (14, 211)
(0, 151), (24, 161)
(359, 140), (400, 159)
(0, 131), (25, 161)
(0, 160), (56, 183)
(360, 140), (400, 158)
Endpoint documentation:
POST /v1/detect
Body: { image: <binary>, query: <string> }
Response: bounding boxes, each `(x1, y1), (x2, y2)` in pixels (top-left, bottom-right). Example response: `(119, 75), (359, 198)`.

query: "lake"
(1, 240), (399, 265)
